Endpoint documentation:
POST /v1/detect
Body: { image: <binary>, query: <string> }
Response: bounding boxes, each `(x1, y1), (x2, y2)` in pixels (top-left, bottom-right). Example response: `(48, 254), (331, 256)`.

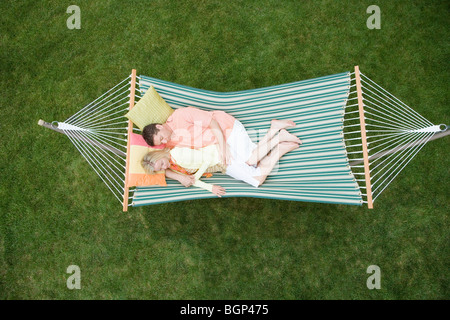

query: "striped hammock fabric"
(133, 72), (363, 207)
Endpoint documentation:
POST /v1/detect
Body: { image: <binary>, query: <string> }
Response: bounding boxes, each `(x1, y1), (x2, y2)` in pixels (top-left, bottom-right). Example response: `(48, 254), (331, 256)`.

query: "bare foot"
(273, 142), (300, 158)
(270, 119), (296, 131)
(279, 141), (300, 152)
(278, 129), (302, 144)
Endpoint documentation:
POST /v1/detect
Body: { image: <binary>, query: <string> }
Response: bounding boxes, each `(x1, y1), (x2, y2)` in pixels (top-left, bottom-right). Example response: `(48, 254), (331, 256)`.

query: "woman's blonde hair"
(141, 149), (170, 174)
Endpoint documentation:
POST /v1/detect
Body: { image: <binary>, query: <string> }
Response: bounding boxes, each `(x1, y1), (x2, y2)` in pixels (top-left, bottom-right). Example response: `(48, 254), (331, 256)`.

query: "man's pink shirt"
(166, 107), (235, 149)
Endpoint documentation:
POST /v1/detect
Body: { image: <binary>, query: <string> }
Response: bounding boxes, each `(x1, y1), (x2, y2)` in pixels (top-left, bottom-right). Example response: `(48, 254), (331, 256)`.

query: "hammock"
(39, 67), (448, 211)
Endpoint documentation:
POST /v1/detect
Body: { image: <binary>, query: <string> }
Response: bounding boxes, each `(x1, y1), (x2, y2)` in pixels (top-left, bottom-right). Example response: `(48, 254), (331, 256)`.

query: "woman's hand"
(212, 185), (226, 197)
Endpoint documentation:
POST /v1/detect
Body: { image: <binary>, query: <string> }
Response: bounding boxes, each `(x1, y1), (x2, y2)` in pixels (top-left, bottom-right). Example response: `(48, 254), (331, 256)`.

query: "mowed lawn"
(0, 0), (448, 299)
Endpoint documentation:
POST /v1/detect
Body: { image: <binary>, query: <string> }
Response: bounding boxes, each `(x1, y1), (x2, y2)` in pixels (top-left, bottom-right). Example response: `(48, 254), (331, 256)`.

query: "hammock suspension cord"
(344, 69), (445, 205)
(51, 75), (139, 205)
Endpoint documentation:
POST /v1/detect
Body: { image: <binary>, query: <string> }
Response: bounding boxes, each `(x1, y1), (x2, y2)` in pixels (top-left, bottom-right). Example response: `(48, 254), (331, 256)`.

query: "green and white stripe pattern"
(132, 72), (363, 207)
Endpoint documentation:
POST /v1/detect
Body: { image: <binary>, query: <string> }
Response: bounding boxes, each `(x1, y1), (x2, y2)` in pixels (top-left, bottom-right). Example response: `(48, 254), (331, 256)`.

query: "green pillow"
(125, 86), (174, 130)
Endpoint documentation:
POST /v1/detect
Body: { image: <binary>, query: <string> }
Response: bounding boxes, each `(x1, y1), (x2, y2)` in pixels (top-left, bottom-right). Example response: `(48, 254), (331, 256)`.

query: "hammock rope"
(344, 69), (444, 206)
(51, 75), (135, 206)
(39, 67), (447, 211)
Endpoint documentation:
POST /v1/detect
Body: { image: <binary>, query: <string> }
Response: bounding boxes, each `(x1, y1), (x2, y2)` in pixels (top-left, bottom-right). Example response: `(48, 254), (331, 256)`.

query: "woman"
(142, 119), (301, 197)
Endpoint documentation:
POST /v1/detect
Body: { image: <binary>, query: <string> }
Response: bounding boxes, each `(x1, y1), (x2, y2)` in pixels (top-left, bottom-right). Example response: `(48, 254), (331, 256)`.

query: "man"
(142, 106), (236, 187)
(143, 106), (301, 190)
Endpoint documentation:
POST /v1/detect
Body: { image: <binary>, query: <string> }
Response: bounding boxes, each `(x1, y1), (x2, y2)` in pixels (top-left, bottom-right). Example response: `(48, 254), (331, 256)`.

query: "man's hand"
(165, 170), (195, 187)
(212, 185), (226, 197)
(178, 174), (195, 187)
(219, 143), (232, 166)
(209, 119), (232, 165)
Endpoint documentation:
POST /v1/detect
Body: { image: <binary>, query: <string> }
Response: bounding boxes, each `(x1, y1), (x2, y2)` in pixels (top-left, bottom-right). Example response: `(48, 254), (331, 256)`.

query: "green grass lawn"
(1, 0), (448, 299)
